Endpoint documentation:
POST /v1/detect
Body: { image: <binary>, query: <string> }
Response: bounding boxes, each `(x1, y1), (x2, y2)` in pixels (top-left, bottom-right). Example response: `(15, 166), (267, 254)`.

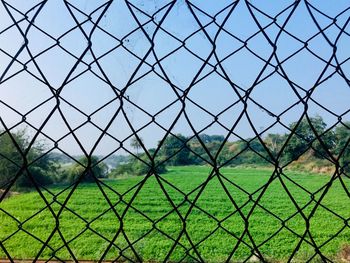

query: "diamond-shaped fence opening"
(1, 1), (350, 262)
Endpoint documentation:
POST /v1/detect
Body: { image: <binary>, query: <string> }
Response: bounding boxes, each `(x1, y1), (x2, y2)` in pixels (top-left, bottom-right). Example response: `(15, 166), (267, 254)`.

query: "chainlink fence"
(1, 0), (350, 262)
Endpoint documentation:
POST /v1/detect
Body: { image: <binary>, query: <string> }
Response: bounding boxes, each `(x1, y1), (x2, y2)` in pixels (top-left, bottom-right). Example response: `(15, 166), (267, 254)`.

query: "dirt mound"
(340, 245), (350, 262)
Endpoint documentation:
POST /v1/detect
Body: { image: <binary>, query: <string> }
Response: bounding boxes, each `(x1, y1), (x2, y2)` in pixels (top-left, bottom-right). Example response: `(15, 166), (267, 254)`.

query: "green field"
(1, 166), (349, 262)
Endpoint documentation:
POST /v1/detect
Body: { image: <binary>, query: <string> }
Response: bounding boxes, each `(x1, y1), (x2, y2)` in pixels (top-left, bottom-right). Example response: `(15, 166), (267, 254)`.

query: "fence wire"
(0, 0), (350, 262)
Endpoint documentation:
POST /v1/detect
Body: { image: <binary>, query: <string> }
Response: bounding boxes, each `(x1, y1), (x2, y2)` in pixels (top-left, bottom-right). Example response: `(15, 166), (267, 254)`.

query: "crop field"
(1, 166), (350, 262)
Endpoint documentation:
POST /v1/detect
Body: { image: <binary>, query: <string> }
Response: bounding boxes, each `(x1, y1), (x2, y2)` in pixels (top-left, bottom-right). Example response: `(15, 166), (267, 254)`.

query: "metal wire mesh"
(1, 0), (350, 262)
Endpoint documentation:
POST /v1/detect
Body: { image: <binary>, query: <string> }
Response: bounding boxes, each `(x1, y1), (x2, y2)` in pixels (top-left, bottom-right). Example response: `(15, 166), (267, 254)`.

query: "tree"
(334, 122), (350, 171)
(265, 133), (285, 156)
(198, 134), (225, 144)
(65, 156), (108, 183)
(284, 116), (335, 161)
(0, 130), (56, 190)
(130, 136), (144, 154)
(159, 134), (192, 165)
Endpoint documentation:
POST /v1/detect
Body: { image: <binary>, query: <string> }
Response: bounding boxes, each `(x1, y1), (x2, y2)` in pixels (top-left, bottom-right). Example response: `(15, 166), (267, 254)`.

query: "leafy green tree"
(334, 122), (350, 170)
(159, 134), (192, 165)
(0, 130), (56, 190)
(284, 116), (335, 160)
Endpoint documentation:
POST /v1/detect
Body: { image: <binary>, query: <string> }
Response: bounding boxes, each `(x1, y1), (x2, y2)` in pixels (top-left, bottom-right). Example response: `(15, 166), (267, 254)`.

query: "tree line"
(1, 116), (350, 190)
(113, 116), (350, 175)
(0, 131), (108, 190)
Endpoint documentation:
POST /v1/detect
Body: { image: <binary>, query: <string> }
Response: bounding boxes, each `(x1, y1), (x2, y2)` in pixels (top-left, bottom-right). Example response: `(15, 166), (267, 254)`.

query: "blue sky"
(0, 0), (350, 156)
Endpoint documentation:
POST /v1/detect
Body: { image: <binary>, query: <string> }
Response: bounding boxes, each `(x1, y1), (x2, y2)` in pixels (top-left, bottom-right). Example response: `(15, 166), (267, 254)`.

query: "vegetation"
(1, 118), (350, 260)
(335, 122), (350, 171)
(57, 156), (108, 184)
(0, 130), (58, 190)
(141, 116), (349, 171)
(109, 151), (167, 177)
(159, 134), (194, 165)
(284, 116), (336, 160)
(130, 136), (144, 154)
(0, 166), (349, 261)
(1, 116), (350, 189)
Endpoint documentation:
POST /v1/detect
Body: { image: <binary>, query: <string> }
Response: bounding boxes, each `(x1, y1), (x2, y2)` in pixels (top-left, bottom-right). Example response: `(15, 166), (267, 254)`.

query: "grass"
(1, 166), (350, 262)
